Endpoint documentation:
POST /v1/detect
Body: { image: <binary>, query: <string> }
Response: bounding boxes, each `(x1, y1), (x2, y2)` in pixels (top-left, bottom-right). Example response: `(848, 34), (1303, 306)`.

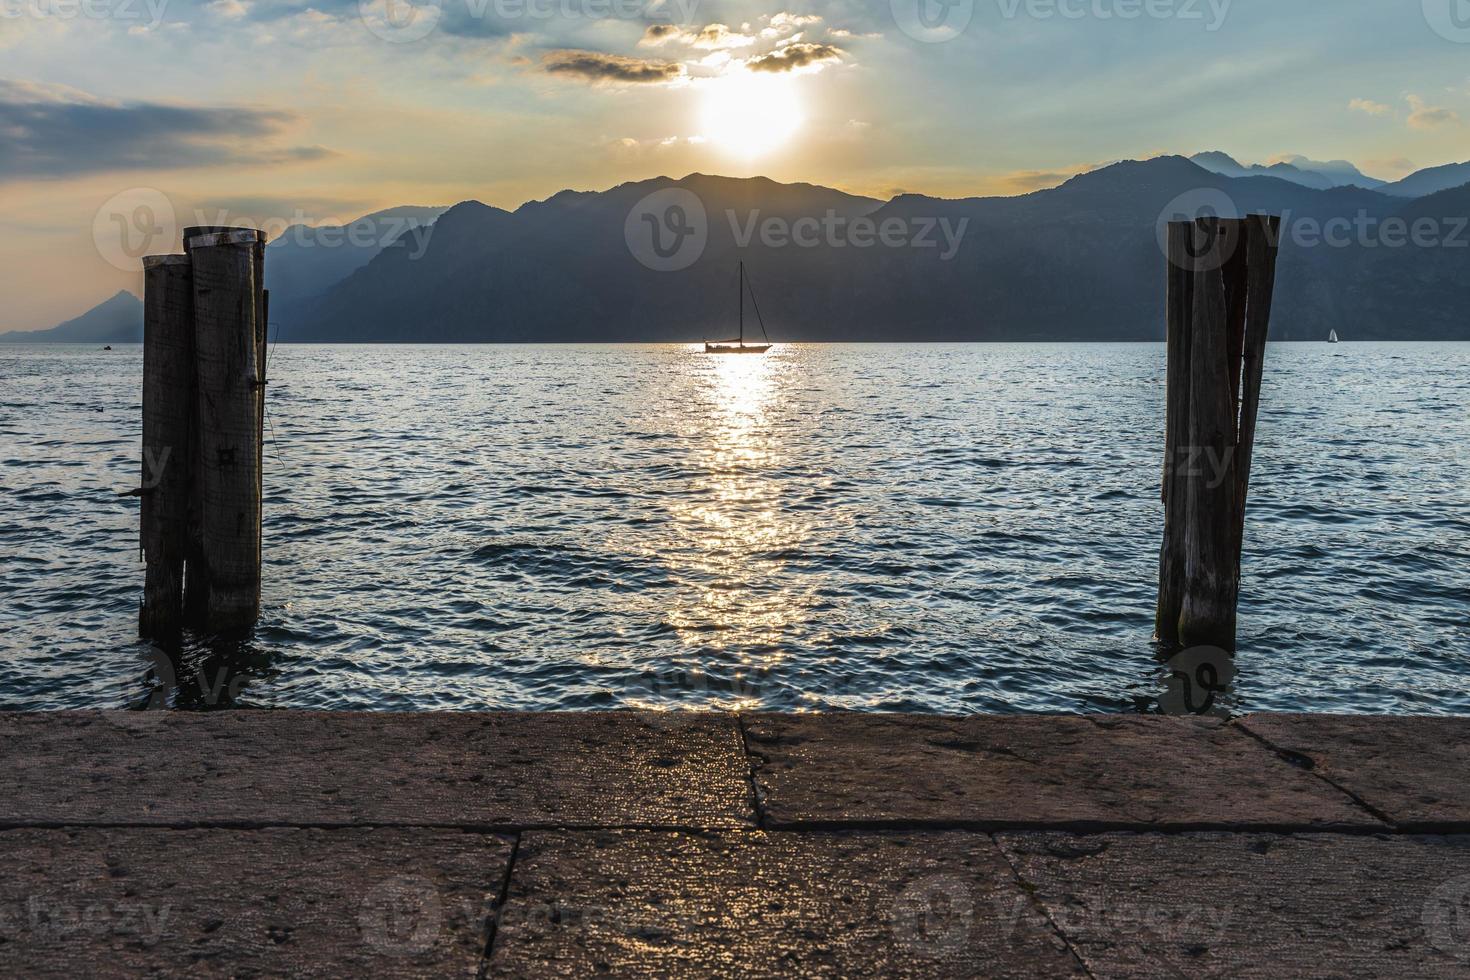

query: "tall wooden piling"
(187, 228), (263, 633)
(1156, 214), (1281, 651)
(139, 255), (195, 645)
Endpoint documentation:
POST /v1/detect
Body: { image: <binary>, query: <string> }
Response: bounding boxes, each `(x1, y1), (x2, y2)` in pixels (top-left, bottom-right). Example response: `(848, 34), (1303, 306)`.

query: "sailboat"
(1328, 329), (1339, 344)
(704, 261), (772, 354)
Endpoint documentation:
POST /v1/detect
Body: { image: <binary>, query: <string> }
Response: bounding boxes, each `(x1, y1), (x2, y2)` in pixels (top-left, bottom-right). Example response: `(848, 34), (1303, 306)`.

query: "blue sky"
(2, 0), (1468, 329)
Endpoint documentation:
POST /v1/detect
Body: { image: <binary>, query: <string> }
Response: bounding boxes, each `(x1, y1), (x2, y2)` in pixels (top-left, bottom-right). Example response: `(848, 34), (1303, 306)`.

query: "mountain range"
(7, 154), (1468, 343)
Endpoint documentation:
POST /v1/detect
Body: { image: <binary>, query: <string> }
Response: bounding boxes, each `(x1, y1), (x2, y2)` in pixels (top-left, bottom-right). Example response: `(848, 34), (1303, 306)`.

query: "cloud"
(763, 12), (822, 37)
(746, 42), (843, 73)
(208, 0), (252, 19)
(541, 50), (686, 84)
(0, 79), (332, 181)
(639, 23), (757, 49)
(639, 24), (683, 46)
(691, 24), (757, 49)
(1406, 94), (1460, 130)
(1347, 98), (1389, 116)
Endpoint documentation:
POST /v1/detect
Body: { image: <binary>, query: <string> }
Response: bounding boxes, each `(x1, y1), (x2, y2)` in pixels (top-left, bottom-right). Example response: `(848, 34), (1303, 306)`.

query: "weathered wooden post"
(186, 227), (264, 633)
(138, 255), (195, 645)
(1156, 214), (1281, 651)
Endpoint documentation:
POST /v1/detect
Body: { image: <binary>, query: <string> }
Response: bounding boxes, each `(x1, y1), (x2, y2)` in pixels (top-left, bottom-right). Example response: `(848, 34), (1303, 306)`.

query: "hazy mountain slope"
(1189, 151), (1335, 190)
(1277, 155), (1385, 190)
(0, 290), (142, 343)
(265, 205), (446, 321)
(1380, 162), (1470, 198)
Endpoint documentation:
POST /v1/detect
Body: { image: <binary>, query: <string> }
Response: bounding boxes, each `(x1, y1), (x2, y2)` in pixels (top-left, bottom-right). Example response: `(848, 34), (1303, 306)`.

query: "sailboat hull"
(703, 343), (771, 354)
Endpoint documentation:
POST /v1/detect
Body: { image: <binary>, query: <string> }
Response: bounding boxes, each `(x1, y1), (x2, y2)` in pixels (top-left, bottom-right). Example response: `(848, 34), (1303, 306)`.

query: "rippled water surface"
(2, 343), (1467, 714)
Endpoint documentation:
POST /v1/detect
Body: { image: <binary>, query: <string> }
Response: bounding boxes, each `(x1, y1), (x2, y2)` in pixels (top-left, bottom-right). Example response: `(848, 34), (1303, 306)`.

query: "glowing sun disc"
(699, 71), (803, 157)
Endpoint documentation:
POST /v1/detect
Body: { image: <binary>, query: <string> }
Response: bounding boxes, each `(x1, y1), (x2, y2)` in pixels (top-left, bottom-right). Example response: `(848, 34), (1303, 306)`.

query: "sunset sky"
(3, 0), (1468, 330)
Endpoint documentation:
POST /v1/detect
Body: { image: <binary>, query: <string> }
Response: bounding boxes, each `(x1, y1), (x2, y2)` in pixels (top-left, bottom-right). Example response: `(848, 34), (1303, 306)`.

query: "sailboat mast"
(738, 261), (744, 345)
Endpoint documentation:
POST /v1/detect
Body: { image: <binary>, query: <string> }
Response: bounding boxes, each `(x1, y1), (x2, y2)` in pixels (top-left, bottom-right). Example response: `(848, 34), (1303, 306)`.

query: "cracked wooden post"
(186, 227), (264, 634)
(1156, 215), (1281, 651)
(139, 254), (195, 646)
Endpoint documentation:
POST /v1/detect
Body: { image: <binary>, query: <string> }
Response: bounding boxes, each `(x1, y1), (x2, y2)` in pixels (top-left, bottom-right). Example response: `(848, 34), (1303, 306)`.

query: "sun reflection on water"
(653, 346), (814, 707)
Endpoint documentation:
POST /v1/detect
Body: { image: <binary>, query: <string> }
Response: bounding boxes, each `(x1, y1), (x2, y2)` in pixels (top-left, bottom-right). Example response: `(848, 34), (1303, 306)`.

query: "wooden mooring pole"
(188, 228), (264, 633)
(1155, 214), (1281, 651)
(138, 255), (195, 645)
(140, 225), (267, 640)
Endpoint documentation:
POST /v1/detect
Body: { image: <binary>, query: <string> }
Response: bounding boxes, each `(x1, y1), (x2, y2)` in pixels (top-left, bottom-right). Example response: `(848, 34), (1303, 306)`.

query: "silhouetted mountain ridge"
(279, 156), (1469, 342)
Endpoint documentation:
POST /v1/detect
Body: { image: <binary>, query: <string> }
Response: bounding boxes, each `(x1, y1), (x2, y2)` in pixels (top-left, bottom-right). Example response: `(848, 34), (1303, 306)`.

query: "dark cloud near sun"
(541, 51), (685, 84)
(0, 80), (333, 181)
(746, 42), (843, 73)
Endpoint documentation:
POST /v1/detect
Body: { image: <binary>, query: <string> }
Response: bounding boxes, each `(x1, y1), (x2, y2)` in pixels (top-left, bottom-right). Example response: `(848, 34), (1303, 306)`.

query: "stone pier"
(1, 712), (1467, 976)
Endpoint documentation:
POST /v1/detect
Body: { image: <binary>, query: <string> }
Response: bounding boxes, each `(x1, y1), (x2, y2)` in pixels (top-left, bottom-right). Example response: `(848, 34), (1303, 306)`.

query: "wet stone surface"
(486, 829), (1085, 978)
(0, 710), (754, 829)
(998, 831), (1470, 979)
(744, 713), (1380, 830)
(0, 827), (512, 978)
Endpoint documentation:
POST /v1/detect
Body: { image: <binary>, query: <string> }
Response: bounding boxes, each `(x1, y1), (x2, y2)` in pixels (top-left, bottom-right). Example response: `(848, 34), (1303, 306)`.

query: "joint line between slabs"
(989, 832), (1099, 980)
(1231, 720), (1398, 830)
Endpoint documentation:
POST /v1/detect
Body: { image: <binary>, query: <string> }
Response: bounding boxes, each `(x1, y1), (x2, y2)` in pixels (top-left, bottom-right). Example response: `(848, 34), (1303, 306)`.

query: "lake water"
(2, 343), (1467, 715)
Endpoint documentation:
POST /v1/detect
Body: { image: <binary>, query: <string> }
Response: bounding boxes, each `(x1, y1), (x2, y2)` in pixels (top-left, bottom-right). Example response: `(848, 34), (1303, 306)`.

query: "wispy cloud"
(0, 78), (333, 181)
(1406, 94), (1461, 130)
(541, 50), (685, 84)
(1347, 98), (1390, 116)
(746, 41), (843, 74)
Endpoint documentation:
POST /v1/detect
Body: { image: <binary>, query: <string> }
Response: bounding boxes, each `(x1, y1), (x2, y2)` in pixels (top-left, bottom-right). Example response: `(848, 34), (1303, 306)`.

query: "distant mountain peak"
(1, 289), (142, 343)
(1191, 150), (1244, 168)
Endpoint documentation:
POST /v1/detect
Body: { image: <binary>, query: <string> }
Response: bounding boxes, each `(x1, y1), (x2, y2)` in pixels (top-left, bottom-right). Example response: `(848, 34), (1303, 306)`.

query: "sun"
(698, 70), (804, 157)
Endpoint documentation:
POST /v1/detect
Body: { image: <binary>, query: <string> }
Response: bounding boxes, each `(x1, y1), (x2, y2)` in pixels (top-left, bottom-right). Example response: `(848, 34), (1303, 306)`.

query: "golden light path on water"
(644, 346), (817, 710)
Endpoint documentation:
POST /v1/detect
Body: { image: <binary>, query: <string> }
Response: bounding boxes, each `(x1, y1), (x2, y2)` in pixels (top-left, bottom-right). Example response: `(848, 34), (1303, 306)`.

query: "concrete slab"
(744, 713), (1379, 830)
(0, 827), (511, 978)
(1237, 714), (1470, 830)
(0, 711), (753, 829)
(486, 829), (1085, 978)
(998, 831), (1470, 979)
